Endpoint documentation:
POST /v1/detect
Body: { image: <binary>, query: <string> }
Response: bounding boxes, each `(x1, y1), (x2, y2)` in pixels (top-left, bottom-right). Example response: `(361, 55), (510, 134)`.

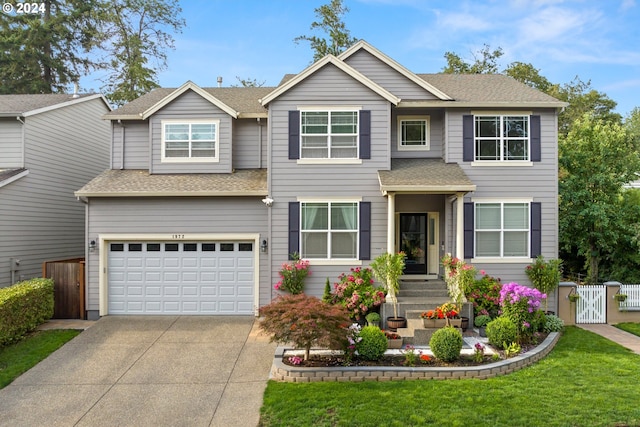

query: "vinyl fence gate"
(575, 285), (607, 324)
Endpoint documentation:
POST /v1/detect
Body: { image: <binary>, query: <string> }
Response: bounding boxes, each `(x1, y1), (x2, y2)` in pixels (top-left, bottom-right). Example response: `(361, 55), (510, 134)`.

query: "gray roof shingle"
(378, 159), (476, 192)
(0, 94), (96, 115)
(106, 87), (274, 118)
(75, 169), (268, 197)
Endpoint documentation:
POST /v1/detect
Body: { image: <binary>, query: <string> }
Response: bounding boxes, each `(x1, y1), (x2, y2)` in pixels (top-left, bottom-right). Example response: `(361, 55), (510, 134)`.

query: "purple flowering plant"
(499, 282), (546, 343)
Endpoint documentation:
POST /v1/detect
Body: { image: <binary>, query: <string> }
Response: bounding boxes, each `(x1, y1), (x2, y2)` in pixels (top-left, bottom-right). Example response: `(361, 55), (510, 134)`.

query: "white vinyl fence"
(575, 285), (607, 324)
(619, 284), (640, 311)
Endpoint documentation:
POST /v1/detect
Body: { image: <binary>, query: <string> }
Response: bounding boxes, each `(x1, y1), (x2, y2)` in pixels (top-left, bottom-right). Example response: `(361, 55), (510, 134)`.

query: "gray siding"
(0, 98), (110, 287)
(112, 121), (149, 170)
(150, 90), (232, 174)
(268, 64), (391, 297)
(85, 197), (269, 311)
(232, 118), (266, 169)
(343, 50), (439, 100)
(0, 118), (23, 168)
(446, 109), (559, 284)
(391, 108), (443, 159)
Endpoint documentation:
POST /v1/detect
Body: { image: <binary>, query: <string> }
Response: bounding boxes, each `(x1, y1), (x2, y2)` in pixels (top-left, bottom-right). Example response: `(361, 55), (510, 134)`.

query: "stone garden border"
(269, 332), (560, 383)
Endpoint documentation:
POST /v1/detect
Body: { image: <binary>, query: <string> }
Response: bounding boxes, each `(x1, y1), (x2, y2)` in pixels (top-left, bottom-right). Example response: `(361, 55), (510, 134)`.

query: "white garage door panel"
(108, 241), (254, 315)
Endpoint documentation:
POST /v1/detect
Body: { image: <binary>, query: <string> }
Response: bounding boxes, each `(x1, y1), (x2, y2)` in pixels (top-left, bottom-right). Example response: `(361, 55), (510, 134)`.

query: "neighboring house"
(76, 41), (566, 319)
(0, 94), (111, 287)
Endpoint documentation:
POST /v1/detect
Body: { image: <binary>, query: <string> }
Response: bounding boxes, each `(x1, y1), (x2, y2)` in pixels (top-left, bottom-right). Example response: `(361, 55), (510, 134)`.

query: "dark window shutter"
(463, 115), (474, 162)
(288, 202), (300, 259)
(530, 202), (542, 257)
(464, 202), (474, 259)
(288, 110), (300, 160)
(359, 110), (371, 159)
(359, 201), (371, 260)
(530, 115), (541, 162)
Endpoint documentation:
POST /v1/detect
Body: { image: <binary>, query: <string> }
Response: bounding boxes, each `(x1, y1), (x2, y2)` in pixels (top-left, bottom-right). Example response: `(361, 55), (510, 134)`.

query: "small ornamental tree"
(259, 294), (351, 361)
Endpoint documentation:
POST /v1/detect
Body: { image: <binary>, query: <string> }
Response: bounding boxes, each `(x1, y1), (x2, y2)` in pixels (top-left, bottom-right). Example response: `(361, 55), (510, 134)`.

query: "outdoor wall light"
(89, 240), (97, 252)
(261, 196), (274, 207)
(260, 239), (268, 253)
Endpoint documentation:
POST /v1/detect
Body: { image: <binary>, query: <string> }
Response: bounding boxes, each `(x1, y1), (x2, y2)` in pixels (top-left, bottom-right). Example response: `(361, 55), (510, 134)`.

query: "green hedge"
(0, 278), (54, 347)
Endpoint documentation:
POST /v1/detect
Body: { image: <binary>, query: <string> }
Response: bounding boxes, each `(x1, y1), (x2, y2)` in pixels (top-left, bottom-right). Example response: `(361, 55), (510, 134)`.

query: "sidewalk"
(577, 324), (640, 355)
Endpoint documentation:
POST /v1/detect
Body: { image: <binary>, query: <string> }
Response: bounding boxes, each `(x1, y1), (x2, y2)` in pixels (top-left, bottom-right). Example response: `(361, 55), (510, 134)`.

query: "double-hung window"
(397, 115), (430, 151)
(301, 202), (358, 259)
(161, 119), (219, 162)
(475, 115), (529, 161)
(301, 111), (358, 159)
(475, 202), (529, 257)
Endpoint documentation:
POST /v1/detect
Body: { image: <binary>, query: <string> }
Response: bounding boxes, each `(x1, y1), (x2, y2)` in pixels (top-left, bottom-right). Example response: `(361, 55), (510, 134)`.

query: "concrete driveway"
(0, 316), (276, 427)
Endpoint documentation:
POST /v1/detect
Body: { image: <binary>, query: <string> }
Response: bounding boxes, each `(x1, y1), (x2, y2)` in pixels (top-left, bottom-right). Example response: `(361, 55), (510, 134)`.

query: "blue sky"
(83, 0), (640, 116)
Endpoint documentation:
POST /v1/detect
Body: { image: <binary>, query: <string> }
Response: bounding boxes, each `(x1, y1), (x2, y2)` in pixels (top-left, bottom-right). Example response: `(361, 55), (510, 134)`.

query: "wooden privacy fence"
(42, 258), (85, 319)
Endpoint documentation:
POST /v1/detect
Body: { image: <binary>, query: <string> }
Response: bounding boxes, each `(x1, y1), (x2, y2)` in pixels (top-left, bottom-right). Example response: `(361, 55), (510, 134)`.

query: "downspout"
(77, 196), (89, 320)
(16, 116), (25, 167)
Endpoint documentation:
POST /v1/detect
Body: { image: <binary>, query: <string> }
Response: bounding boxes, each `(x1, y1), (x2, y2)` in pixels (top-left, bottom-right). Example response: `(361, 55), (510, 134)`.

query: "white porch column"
(456, 192), (464, 260)
(387, 192), (395, 253)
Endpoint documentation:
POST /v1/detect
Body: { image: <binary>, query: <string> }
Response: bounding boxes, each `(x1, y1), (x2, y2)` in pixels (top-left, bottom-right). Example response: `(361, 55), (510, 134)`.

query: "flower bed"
(269, 332), (560, 382)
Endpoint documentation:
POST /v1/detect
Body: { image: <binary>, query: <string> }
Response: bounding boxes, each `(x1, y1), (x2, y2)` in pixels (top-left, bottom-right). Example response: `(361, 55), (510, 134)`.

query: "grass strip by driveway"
(0, 329), (80, 389)
(259, 326), (640, 427)
(615, 322), (640, 337)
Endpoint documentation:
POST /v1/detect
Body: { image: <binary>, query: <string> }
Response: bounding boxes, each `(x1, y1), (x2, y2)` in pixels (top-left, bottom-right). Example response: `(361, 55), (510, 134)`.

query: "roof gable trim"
(142, 81), (239, 119)
(338, 40), (453, 101)
(260, 55), (401, 106)
(22, 94), (112, 117)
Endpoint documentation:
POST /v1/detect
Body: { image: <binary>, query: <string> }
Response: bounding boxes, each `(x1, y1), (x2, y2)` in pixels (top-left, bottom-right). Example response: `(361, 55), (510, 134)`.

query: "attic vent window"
(161, 119), (220, 163)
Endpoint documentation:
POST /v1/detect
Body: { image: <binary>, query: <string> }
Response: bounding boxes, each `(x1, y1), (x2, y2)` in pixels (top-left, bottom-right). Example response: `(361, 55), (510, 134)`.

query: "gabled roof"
(260, 55), (401, 106)
(338, 40), (453, 101)
(75, 169), (267, 197)
(0, 93), (110, 117)
(105, 85), (273, 120)
(142, 81), (238, 119)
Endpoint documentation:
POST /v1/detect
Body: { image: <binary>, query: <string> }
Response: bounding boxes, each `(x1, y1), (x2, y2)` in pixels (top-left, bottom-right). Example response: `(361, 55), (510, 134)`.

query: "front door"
(400, 213), (427, 275)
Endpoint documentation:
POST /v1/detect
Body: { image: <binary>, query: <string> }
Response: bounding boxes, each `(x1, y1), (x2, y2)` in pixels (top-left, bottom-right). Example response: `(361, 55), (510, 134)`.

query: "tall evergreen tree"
(0, 0), (99, 93)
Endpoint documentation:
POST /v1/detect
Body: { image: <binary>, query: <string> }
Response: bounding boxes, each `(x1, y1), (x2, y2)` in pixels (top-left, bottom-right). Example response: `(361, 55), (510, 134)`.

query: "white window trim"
(397, 115), (430, 151)
(473, 200), (531, 259)
(296, 158), (363, 165)
(161, 119), (220, 163)
(473, 114), (530, 162)
(299, 200), (360, 261)
(298, 108), (360, 160)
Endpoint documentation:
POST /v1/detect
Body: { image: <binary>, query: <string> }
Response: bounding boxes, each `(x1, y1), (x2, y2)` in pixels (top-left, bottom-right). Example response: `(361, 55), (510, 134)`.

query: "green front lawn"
(615, 322), (640, 337)
(0, 329), (80, 388)
(260, 326), (640, 427)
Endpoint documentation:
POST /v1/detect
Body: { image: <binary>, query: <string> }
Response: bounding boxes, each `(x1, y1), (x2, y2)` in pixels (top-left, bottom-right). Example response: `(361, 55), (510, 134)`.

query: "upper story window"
(300, 110), (358, 159)
(475, 115), (529, 161)
(397, 115), (430, 151)
(161, 119), (219, 163)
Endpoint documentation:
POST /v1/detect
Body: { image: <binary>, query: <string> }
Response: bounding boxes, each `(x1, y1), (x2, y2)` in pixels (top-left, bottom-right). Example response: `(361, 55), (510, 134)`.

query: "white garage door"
(108, 241), (254, 314)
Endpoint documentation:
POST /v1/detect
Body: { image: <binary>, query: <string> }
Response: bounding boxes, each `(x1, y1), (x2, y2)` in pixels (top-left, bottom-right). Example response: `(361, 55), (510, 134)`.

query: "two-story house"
(76, 41), (565, 320)
(0, 94), (111, 288)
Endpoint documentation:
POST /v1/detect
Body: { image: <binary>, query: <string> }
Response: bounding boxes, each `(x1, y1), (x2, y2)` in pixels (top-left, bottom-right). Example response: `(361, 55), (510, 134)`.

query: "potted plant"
(568, 293), (580, 303)
(365, 312), (381, 328)
(370, 252), (406, 331)
(614, 293), (628, 303)
(384, 330), (403, 349)
(474, 314), (491, 337)
(525, 255), (562, 313)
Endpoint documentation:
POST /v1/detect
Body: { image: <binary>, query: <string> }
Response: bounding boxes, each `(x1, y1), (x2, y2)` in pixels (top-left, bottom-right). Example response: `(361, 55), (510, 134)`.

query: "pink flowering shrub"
(328, 267), (386, 320)
(499, 282), (547, 343)
(465, 273), (502, 318)
(274, 252), (310, 294)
